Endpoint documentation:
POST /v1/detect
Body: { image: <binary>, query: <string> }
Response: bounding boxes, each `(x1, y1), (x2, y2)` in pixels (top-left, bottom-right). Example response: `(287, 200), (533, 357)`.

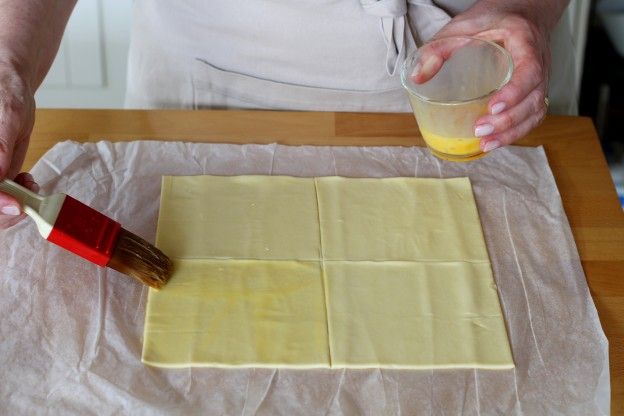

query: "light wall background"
(35, 0), (132, 108)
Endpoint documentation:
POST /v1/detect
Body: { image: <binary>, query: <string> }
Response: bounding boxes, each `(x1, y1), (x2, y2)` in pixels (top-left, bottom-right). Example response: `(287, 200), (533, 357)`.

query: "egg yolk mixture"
(420, 128), (482, 159)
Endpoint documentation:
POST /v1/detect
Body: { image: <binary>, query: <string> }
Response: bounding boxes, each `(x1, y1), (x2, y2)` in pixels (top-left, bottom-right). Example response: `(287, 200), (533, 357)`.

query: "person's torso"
(127, 1), (576, 114)
(134, 0), (424, 92)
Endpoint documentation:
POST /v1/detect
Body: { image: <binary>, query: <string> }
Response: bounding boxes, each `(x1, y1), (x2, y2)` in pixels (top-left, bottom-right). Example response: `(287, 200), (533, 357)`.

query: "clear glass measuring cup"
(400, 37), (513, 162)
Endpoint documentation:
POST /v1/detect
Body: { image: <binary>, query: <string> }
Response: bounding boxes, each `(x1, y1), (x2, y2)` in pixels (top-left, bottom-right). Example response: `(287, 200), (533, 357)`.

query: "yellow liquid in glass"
(420, 128), (484, 162)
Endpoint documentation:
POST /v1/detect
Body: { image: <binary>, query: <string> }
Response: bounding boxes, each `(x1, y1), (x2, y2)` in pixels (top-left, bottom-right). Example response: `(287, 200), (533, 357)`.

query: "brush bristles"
(108, 228), (173, 289)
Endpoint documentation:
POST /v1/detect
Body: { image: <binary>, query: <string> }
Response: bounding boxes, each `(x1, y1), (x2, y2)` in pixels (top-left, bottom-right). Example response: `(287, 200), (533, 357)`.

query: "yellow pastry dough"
(315, 177), (489, 261)
(142, 175), (514, 369)
(156, 175), (321, 260)
(143, 260), (329, 368)
(324, 261), (513, 369)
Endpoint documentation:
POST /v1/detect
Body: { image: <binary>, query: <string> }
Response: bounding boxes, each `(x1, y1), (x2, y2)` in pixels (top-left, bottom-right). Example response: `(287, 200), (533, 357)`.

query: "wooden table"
(26, 109), (624, 413)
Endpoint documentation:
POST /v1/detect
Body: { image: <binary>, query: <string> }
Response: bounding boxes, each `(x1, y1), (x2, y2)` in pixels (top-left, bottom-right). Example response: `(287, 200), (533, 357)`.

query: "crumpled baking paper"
(0, 140), (609, 415)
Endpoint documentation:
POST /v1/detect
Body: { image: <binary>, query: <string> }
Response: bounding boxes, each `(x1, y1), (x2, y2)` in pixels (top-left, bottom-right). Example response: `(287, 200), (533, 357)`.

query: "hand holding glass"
(401, 37), (513, 162)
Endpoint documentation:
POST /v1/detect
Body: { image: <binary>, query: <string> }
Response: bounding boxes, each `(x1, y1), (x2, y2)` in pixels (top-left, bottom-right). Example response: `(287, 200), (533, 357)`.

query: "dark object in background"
(579, 2), (624, 164)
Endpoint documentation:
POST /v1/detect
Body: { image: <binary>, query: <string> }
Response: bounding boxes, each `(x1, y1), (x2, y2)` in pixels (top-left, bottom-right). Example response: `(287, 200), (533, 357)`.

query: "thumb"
(0, 178), (24, 228)
(410, 37), (471, 84)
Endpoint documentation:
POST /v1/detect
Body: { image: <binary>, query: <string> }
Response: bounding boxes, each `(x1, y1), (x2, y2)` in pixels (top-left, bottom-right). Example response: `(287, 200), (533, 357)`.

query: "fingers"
(0, 172), (38, 230)
(487, 60), (542, 116)
(0, 117), (21, 229)
(478, 94), (547, 152)
(486, 30), (546, 115)
(0, 184), (24, 230)
(475, 26), (549, 148)
(475, 83), (547, 142)
(14, 172), (39, 193)
(415, 11), (550, 152)
(0, 117), (31, 230)
(410, 54), (443, 84)
(0, 209), (26, 229)
(410, 37), (472, 84)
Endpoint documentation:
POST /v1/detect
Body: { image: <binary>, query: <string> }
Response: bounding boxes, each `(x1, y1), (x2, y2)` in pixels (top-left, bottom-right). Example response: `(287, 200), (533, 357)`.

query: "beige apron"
(125, 0), (576, 115)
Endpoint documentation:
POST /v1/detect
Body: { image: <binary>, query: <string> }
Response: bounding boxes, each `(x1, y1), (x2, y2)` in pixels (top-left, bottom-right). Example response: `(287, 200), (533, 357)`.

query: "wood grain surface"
(25, 109), (624, 413)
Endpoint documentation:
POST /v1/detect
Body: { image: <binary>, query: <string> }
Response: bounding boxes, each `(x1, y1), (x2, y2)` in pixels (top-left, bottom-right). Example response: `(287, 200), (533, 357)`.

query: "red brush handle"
(47, 196), (121, 266)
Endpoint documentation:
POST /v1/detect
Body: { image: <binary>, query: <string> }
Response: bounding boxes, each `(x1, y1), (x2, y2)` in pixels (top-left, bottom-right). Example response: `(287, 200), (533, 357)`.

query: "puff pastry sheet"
(142, 175), (513, 369)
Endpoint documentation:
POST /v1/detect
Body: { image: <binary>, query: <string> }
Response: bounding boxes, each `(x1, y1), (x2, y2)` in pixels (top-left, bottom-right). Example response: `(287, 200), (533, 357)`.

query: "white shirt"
(126, 1), (576, 114)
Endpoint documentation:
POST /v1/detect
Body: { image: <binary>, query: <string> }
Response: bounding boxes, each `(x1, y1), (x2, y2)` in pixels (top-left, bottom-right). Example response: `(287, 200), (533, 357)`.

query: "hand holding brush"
(0, 178), (173, 289)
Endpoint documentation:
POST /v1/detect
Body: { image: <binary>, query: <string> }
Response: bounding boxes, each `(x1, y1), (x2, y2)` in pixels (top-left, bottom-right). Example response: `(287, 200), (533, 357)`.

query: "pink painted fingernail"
(490, 102), (506, 115)
(411, 62), (422, 78)
(1, 205), (20, 216)
(422, 55), (441, 75)
(475, 124), (494, 137)
(482, 140), (501, 153)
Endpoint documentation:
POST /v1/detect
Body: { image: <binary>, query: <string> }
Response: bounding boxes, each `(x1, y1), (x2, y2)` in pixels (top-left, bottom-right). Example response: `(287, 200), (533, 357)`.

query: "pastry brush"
(0, 178), (172, 289)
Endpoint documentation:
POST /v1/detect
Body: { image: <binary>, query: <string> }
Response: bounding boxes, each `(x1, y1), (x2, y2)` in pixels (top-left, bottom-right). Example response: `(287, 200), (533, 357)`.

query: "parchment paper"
(0, 140), (609, 415)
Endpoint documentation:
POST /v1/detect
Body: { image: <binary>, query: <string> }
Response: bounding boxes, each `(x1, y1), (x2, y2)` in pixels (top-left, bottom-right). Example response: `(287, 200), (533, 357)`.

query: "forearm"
(0, 0), (76, 90)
